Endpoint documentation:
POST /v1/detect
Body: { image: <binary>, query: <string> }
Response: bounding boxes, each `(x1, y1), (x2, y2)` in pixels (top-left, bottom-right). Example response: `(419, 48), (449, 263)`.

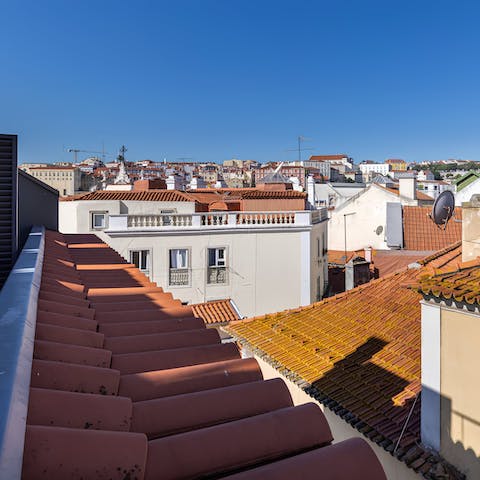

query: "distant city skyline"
(2, 1), (480, 164)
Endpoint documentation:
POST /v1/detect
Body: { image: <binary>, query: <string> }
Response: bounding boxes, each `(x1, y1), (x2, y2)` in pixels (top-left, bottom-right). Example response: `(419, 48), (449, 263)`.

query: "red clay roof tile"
(403, 206), (462, 251)
(192, 298), (240, 324)
(20, 230), (387, 479)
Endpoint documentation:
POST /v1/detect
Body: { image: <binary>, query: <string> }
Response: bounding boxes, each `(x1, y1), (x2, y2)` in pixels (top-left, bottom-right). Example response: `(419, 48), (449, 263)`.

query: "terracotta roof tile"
(376, 184), (434, 201)
(417, 260), (480, 305)
(403, 206), (462, 251)
(192, 299), (240, 324)
(19, 230), (387, 479)
(60, 189), (195, 202)
(226, 242), (464, 479)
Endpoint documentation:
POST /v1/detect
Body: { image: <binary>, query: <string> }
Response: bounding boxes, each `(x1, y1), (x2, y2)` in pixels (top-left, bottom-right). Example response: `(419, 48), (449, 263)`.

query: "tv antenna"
(429, 190), (455, 230)
(285, 135), (314, 162)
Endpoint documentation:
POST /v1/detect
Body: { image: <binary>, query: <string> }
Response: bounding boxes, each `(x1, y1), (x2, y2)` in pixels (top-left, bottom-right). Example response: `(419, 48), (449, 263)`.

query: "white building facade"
(59, 198), (329, 318)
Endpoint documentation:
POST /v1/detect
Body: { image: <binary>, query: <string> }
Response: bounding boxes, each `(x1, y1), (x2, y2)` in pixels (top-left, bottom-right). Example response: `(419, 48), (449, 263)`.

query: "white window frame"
(168, 248), (191, 287)
(207, 247), (228, 285)
(129, 249), (152, 279)
(91, 211), (108, 230)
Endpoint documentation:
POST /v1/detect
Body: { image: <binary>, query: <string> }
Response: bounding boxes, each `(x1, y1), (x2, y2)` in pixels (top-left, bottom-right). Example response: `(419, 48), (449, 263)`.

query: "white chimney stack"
(399, 176), (417, 200)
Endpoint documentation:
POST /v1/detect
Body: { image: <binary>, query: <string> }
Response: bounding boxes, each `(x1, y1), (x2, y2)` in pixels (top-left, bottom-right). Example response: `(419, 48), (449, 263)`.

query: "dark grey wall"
(18, 170), (58, 250)
(0, 134), (18, 288)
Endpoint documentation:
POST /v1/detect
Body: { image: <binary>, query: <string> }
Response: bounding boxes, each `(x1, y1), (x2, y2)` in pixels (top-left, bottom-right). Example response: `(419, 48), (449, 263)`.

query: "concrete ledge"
(0, 226), (45, 478)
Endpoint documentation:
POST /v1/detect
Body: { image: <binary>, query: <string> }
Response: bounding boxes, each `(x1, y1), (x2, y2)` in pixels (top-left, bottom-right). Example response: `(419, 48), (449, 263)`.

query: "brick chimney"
(399, 176), (417, 201)
(461, 194), (480, 262)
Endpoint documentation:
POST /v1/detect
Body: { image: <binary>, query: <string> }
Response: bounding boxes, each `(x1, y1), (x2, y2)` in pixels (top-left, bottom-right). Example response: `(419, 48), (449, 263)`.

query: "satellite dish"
(375, 225), (383, 235)
(430, 190), (455, 229)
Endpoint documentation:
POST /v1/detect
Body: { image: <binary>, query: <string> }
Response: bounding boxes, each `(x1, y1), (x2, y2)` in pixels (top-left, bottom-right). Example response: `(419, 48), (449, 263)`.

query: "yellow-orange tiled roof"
(226, 242), (462, 452)
(418, 259), (480, 305)
(192, 299), (240, 324)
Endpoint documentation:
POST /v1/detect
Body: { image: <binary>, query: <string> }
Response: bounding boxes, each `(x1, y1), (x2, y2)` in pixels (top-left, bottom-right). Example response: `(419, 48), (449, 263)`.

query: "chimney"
(166, 175), (175, 190)
(399, 176), (417, 200)
(306, 175), (316, 209)
(364, 246), (372, 263)
(462, 194), (480, 262)
(345, 259), (354, 291)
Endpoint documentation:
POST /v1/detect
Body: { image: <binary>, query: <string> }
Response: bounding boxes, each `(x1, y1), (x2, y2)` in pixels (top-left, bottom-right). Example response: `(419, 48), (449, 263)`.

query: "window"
(130, 250), (150, 278)
(169, 249), (190, 286)
(207, 247), (227, 284)
(63, 189), (67, 196)
(91, 212), (107, 230)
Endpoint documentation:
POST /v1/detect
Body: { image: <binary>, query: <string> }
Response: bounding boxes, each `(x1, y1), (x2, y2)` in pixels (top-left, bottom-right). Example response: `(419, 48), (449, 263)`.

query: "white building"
(328, 178), (433, 251)
(417, 179), (452, 200)
(59, 190), (329, 318)
(314, 182), (367, 209)
(359, 162), (390, 177)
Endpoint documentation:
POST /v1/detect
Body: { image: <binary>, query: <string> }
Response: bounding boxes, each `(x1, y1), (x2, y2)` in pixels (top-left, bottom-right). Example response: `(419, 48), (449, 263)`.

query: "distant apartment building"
(358, 161), (390, 177)
(58, 189), (329, 318)
(21, 164), (81, 196)
(301, 155), (355, 181)
(385, 158), (407, 171)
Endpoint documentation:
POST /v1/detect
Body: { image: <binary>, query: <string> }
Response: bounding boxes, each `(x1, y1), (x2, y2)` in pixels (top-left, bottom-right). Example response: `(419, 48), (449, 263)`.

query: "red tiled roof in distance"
(403, 206), (462, 251)
(309, 155), (349, 161)
(60, 189), (195, 202)
(375, 183), (434, 201)
(192, 299), (240, 324)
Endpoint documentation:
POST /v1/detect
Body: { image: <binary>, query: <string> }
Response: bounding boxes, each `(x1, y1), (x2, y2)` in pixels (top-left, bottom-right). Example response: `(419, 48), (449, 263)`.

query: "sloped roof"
(418, 261), (480, 305)
(310, 155), (349, 161)
(256, 171), (291, 184)
(453, 171), (480, 191)
(241, 190), (306, 199)
(226, 243), (464, 479)
(192, 299), (240, 324)
(375, 184), (434, 201)
(20, 231), (386, 479)
(60, 190), (194, 202)
(403, 206), (462, 251)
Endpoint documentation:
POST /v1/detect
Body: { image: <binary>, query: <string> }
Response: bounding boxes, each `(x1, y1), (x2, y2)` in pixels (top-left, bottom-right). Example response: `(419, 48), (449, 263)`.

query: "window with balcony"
(91, 211), (108, 230)
(169, 248), (190, 286)
(130, 249), (151, 278)
(207, 247), (227, 284)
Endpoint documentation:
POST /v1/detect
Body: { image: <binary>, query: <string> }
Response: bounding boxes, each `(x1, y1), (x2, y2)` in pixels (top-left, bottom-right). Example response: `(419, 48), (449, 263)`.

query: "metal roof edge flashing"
(0, 225), (45, 479)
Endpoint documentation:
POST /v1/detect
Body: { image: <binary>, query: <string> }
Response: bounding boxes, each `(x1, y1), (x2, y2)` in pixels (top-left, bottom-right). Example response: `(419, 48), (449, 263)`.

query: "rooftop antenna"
(285, 136), (314, 162)
(429, 190), (455, 230)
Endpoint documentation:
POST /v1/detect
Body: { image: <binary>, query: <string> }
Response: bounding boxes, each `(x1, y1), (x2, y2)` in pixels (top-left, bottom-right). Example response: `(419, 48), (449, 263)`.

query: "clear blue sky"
(2, 0), (480, 164)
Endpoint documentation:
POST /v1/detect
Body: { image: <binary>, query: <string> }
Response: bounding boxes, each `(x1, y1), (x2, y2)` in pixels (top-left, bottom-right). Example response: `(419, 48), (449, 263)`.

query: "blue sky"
(2, 0), (480, 164)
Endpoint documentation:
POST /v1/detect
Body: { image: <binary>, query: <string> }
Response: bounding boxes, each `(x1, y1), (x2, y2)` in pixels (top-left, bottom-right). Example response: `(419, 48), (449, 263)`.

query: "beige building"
(59, 190), (329, 317)
(22, 164), (81, 196)
(418, 195), (480, 479)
